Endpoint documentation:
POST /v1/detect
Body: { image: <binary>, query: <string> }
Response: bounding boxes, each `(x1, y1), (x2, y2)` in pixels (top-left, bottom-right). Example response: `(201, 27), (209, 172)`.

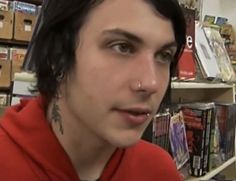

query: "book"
(215, 103), (236, 162)
(204, 15), (216, 25)
(0, 0), (10, 11)
(215, 17), (228, 26)
(180, 102), (214, 177)
(11, 1), (37, 15)
(203, 27), (236, 82)
(195, 23), (221, 80)
(0, 93), (9, 106)
(208, 107), (223, 171)
(152, 112), (171, 152)
(178, 0), (203, 20)
(169, 111), (190, 169)
(177, 8), (196, 81)
(0, 46), (9, 61)
(203, 107), (215, 173)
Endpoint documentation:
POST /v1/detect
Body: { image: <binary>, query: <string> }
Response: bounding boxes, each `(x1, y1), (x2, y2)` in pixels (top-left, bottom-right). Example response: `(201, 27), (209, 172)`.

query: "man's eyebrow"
(101, 28), (143, 44)
(160, 42), (177, 51)
(102, 28), (177, 50)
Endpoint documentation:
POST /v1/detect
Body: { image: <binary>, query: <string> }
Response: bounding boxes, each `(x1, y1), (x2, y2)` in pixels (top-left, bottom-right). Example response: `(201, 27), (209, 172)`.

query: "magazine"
(195, 23), (221, 80)
(177, 8), (196, 81)
(152, 112), (171, 151)
(203, 27), (236, 82)
(169, 111), (190, 169)
(178, 0), (203, 20)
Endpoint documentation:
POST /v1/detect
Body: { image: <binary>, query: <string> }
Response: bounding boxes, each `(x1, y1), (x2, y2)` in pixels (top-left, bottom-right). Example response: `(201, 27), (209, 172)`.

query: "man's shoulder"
(0, 126), (46, 180)
(131, 140), (172, 161)
(0, 128), (31, 176)
(115, 140), (182, 181)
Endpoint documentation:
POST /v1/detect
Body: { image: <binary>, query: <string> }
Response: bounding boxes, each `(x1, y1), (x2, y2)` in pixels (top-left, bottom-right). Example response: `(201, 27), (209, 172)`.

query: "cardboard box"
(0, 46), (9, 60)
(0, 0), (10, 11)
(11, 61), (22, 81)
(0, 105), (7, 116)
(10, 47), (27, 65)
(0, 93), (8, 106)
(0, 60), (11, 88)
(0, 10), (13, 39)
(13, 11), (36, 41)
(10, 47), (27, 79)
(12, 1), (37, 16)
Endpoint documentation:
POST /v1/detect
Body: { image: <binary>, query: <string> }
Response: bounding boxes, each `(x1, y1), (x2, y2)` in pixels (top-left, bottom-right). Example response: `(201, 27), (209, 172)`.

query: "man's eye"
(155, 51), (174, 64)
(110, 42), (134, 55)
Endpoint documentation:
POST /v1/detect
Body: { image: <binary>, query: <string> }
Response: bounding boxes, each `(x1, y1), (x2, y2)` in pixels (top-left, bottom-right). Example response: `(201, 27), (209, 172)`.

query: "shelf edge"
(171, 82), (234, 89)
(185, 156), (236, 181)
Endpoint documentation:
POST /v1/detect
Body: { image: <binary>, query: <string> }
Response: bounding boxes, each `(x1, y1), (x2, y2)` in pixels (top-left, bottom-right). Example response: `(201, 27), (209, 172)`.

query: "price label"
(25, 25), (31, 32)
(0, 21), (3, 28)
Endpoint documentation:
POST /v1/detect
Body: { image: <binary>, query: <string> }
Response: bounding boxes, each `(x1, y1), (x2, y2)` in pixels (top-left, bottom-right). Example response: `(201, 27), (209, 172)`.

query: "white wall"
(202, 0), (236, 29)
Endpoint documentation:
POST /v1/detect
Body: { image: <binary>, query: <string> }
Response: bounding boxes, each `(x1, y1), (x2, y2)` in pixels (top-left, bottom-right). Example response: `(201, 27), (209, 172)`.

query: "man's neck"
(47, 99), (116, 180)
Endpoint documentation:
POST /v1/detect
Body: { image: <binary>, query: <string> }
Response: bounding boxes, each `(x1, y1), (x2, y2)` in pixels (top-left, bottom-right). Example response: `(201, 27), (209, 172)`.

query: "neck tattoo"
(51, 101), (64, 134)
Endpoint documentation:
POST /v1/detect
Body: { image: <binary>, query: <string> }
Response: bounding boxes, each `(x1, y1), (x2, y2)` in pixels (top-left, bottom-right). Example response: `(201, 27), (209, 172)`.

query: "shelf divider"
(185, 156), (236, 181)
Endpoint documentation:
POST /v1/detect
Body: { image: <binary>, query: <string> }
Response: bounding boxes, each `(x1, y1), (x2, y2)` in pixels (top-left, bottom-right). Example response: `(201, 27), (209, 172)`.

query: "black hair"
(24, 0), (186, 102)
(145, 0), (186, 110)
(146, 0), (186, 73)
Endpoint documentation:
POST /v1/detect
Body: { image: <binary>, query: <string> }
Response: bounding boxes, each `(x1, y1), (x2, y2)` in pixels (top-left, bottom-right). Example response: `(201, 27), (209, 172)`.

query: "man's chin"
(111, 135), (142, 148)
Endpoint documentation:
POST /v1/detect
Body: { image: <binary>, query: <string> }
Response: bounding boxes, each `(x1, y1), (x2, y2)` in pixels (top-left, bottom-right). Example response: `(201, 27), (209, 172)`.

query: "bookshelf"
(0, 0), (41, 106)
(171, 81), (236, 180)
(171, 82), (235, 103)
(186, 156), (236, 181)
(8, 0), (42, 6)
(0, 39), (29, 46)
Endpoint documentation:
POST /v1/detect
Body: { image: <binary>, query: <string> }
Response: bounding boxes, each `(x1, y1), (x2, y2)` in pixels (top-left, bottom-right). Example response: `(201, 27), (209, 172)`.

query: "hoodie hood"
(0, 97), (79, 181)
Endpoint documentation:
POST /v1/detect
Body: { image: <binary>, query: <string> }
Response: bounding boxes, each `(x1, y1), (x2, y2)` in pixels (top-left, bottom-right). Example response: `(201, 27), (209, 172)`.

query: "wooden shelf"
(185, 156), (236, 181)
(0, 106), (7, 116)
(171, 82), (235, 104)
(9, 0), (42, 5)
(171, 82), (234, 89)
(0, 83), (12, 93)
(0, 86), (11, 90)
(0, 39), (29, 46)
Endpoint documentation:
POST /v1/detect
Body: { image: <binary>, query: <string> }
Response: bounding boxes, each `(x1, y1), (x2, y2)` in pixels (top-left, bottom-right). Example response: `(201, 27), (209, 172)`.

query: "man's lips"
(113, 107), (152, 125)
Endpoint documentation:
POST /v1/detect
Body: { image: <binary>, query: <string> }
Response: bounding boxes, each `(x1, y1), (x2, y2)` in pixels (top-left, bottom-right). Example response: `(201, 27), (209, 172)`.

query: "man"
(0, 0), (186, 180)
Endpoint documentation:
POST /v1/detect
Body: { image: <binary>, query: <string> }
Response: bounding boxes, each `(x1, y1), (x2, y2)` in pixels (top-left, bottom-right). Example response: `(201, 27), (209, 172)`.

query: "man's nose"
(129, 54), (160, 95)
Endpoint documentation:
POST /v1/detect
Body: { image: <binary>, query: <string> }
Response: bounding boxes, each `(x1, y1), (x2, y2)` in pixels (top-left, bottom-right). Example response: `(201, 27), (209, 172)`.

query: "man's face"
(60, 0), (177, 147)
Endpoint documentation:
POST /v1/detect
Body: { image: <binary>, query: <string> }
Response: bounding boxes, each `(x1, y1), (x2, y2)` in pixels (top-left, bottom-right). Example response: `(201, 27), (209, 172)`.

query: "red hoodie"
(0, 97), (182, 181)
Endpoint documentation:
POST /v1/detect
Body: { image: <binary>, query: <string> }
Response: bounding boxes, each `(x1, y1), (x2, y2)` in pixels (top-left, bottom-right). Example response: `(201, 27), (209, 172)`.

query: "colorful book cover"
(177, 8), (196, 81)
(12, 1), (37, 15)
(215, 103), (236, 162)
(169, 111), (190, 169)
(204, 15), (216, 24)
(203, 27), (236, 82)
(181, 108), (206, 176)
(203, 107), (214, 173)
(178, 0), (203, 20)
(195, 23), (221, 80)
(208, 112), (222, 170)
(180, 102), (214, 177)
(215, 17), (228, 26)
(152, 112), (171, 152)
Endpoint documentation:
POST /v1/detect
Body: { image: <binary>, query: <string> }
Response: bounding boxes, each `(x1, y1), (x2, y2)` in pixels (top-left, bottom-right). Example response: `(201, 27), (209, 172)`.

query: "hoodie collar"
(1, 96), (124, 181)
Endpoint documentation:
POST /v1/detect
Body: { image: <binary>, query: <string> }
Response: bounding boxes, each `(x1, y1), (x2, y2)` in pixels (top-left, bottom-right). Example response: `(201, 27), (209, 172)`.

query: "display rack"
(8, 0), (42, 6)
(0, 39), (28, 46)
(171, 81), (236, 180)
(171, 82), (235, 103)
(186, 156), (236, 181)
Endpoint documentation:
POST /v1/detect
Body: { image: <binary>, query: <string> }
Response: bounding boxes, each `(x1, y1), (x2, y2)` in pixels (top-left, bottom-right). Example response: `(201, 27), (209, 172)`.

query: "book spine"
(13, 1), (37, 15)
(225, 105), (236, 160)
(182, 108), (205, 177)
(208, 107), (217, 171)
(202, 108), (213, 174)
